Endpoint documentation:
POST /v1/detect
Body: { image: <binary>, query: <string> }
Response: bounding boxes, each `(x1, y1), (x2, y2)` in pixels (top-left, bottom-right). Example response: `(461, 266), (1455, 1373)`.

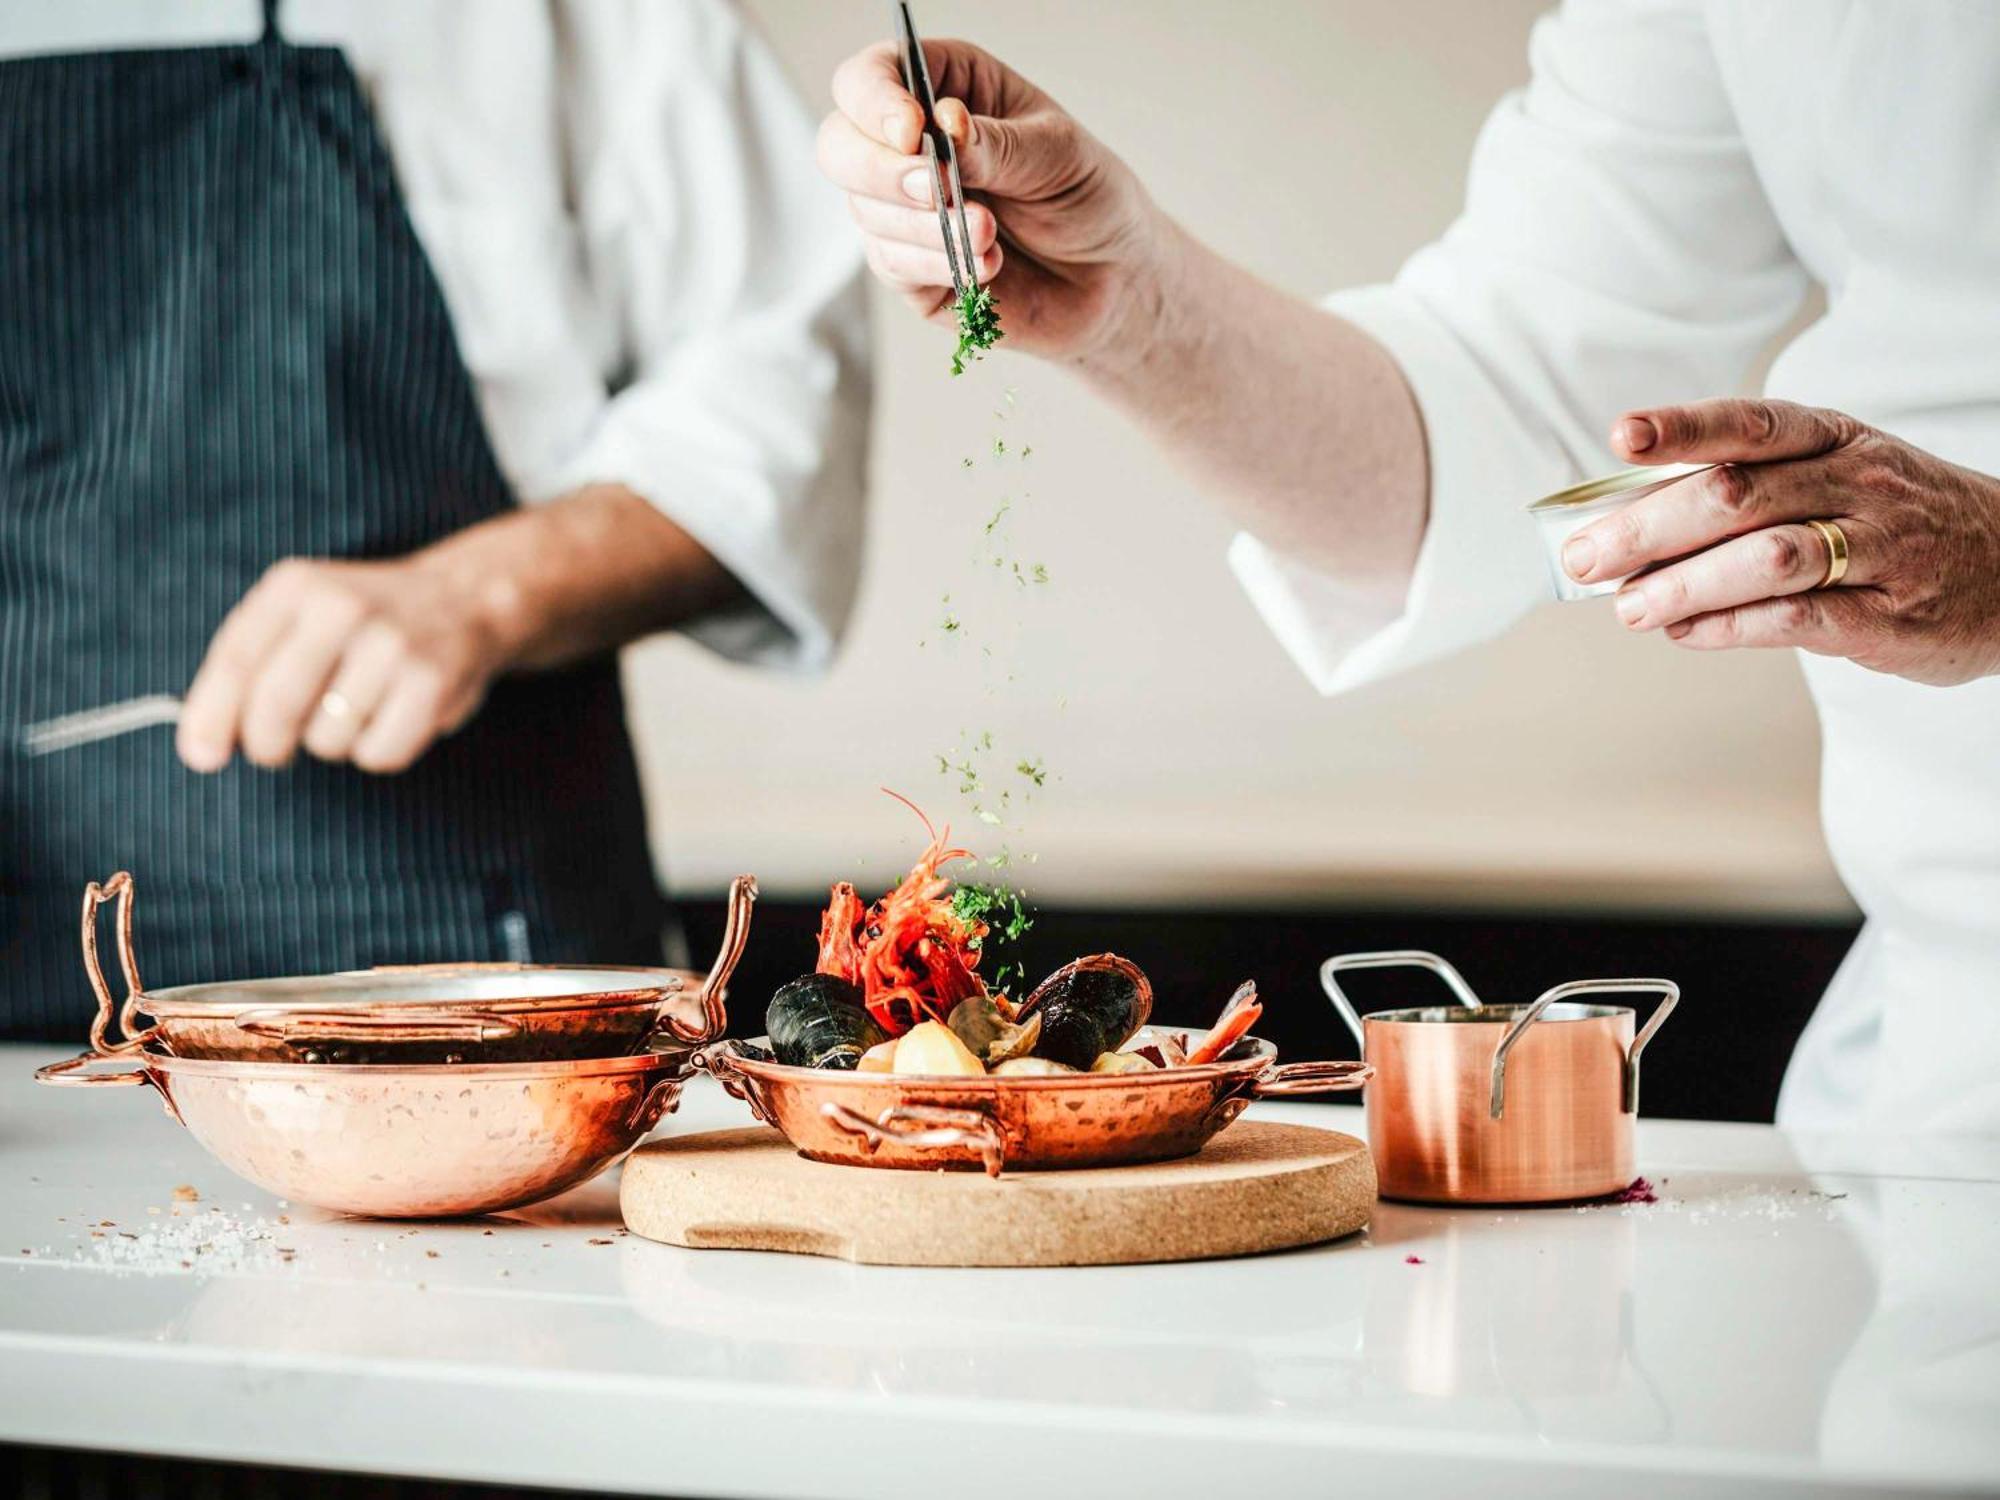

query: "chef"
(0, 0), (866, 1034)
(819, 5), (2000, 1132)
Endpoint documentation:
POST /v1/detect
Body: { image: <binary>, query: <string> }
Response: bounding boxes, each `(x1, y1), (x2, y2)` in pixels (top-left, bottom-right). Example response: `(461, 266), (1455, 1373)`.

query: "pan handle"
(232, 1009), (524, 1045)
(79, 872), (152, 1055)
(1488, 977), (1679, 1119)
(35, 1049), (150, 1087)
(1320, 950), (1484, 1047)
(820, 1100), (1007, 1179)
(1252, 1059), (1375, 1097)
(662, 875), (758, 1045)
(698, 1044), (764, 1119)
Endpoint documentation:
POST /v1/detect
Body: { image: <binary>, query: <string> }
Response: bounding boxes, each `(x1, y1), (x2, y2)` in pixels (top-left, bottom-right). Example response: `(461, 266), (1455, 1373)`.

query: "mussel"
(1018, 953), (1153, 1070)
(766, 974), (888, 1070)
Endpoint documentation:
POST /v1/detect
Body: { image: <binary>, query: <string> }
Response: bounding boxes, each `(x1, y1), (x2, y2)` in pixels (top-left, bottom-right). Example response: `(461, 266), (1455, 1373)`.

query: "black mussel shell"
(1019, 954), (1154, 1071)
(766, 973), (888, 1070)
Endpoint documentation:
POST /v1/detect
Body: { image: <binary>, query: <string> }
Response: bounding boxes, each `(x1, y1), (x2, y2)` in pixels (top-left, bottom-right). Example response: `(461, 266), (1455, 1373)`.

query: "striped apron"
(0, 3), (668, 1037)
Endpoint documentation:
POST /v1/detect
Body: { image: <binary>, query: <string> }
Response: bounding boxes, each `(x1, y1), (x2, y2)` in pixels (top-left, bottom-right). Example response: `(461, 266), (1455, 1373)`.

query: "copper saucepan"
(1321, 951), (1678, 1204)
(36, 1042), (694, 1217)
(705, 1026), (1372, 1177)
(75, 871), (756, 1063)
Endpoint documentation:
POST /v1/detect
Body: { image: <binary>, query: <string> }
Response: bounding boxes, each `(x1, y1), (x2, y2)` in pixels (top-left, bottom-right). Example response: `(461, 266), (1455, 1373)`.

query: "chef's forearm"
(1080, 220), (1429, 599)
(416, 485), (746, 672)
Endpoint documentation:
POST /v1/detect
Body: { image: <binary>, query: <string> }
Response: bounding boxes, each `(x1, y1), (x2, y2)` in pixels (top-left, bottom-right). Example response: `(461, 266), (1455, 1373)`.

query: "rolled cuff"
(542, 406), (857, 676)
(1229, 282), (1569, 697)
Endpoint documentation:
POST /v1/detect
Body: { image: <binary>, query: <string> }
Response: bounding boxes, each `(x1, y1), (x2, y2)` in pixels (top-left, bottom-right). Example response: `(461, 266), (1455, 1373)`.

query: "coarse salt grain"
(79, 1207), (297, 1277)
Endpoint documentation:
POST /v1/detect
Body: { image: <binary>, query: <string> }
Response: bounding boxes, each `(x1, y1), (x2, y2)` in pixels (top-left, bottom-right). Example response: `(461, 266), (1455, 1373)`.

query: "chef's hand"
(1563, 399), (2000, 686)
(177, 553), (507, 775)
(820, 38), (1157, 359)
(177, 486), (740, 774)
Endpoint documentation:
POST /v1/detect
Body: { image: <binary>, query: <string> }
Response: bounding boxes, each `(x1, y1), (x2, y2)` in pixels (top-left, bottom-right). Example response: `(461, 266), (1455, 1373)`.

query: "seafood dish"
(760, 801), (1265, 1080)
(705, 799), (1371, 1175)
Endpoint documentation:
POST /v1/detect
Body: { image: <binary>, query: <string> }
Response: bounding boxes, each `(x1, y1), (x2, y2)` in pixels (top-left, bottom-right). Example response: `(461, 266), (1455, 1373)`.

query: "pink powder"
(1403, 1254), (1425, 1265)
(1612, 1176), (1659, 1204)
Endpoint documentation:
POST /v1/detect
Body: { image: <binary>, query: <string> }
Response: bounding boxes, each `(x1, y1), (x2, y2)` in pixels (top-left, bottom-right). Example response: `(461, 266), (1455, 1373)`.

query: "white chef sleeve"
(547, 0), (870, 674)
(1231, 0), (1809, 696)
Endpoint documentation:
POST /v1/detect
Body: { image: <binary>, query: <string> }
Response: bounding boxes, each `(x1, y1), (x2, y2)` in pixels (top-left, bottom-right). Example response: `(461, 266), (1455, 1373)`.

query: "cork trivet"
(619, 1120), (1374, 1267)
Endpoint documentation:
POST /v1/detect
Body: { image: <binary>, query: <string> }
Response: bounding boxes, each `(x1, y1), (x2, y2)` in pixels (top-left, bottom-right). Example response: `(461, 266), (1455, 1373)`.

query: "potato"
(1090, 1050), (1158, 1075)
(891, 1020), (987, 1076)
(856, 1039), (900, 1073)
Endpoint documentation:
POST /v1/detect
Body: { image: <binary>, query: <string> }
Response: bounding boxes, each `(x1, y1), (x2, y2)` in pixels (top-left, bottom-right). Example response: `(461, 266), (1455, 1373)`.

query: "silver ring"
(318, 689), (357, 723)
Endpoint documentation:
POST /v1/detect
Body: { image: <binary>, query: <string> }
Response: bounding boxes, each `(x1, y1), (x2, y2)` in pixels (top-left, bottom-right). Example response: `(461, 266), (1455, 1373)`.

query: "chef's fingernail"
(179, 739), (224, 772)
(1619, 416), (1658, 454)
(1615, 591), (1647, 628)
(902, 168), (932, 204)
(1665, 621), (1692, 641)
(1563, 535), (1597, 580)
(882, 114), (907, 147)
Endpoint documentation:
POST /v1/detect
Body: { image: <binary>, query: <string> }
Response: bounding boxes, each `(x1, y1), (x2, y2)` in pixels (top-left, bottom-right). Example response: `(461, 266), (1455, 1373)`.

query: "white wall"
(624, 0), (1850, 918)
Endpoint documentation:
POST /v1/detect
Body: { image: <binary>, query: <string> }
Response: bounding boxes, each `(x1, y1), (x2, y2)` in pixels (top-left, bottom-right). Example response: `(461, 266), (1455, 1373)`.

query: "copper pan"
(1322, 951), (1678, 1204)
(34, 1042), (694, 1218)
(74, 871), (756, 1064)
(704, 1026), (1372, 1177)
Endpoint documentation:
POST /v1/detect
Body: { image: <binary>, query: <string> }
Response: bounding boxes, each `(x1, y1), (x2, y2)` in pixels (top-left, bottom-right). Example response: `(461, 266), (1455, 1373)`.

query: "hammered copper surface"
(38, 1045), (693, 1217)
(707, 1027), (1372, 1175)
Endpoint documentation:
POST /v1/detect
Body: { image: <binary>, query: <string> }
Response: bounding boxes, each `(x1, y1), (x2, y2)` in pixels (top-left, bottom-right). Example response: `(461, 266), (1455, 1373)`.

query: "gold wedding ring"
(1805, 518), (1850, 589)
(318, 688), (357, 723)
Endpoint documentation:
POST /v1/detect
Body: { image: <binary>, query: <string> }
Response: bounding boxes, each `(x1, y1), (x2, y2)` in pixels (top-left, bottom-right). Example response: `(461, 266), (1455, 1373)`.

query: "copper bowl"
(1322, 951), (1678, 1204)
(72, 872), (755, 1064)
(36, 1042), (695, 1217)
(705, 1026), (1372, 1176)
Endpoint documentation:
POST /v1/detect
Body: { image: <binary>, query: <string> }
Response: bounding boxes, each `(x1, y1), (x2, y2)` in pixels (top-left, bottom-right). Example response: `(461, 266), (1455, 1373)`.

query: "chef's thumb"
(938, 99), (1065, 195)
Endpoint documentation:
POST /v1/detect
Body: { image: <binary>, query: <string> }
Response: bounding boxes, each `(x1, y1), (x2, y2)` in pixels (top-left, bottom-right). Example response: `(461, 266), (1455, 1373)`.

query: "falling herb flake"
(992, 436), (1007, 457)
(1016, 758), (1046, 787)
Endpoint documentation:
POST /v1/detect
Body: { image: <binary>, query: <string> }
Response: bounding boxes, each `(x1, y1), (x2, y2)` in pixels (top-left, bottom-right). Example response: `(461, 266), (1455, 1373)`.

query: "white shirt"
(1231, 0), (2000, 1133)
(4, 0), (869, 672)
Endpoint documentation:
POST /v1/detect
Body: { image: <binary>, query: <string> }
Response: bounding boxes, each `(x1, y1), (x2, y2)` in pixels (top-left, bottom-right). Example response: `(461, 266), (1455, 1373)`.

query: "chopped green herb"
(951, 882), (1035, 947)
(940, 614), (960, 633)
(951, 284), (1004, 376)
(991, 436), (1007, 457)
(1015, 758), (1046, 787)
(1031, 563), (1049, 584)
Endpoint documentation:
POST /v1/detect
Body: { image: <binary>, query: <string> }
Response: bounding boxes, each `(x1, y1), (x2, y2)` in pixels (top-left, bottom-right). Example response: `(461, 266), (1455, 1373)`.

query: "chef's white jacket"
(1231, 1), (2000, 1134)
(6, 0), (869, 673)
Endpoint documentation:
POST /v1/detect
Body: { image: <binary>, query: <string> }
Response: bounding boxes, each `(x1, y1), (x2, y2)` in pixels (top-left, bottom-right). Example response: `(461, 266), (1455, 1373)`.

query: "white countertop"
(2, 1042), (1996, 1499)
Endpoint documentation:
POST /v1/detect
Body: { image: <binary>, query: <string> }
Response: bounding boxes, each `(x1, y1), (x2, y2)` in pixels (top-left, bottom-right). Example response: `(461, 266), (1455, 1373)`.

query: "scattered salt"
(77, 1206), (297, 1277)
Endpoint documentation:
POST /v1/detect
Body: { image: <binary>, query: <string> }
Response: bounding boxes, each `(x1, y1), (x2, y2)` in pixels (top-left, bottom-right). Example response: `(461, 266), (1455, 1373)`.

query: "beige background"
(624, 0), (1851, 918)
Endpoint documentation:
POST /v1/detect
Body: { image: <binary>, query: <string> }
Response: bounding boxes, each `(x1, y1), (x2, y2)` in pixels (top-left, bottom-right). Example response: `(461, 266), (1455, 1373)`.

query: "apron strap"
(260, 0), (282, 46)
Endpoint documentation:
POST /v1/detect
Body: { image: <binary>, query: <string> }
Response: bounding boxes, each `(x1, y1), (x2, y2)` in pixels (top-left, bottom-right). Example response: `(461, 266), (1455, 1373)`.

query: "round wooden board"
(619, 1119), (1374, 1267)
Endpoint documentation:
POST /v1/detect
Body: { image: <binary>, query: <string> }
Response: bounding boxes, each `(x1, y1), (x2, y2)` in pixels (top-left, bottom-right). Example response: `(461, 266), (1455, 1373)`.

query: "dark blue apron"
(0, 3), (668, 1036)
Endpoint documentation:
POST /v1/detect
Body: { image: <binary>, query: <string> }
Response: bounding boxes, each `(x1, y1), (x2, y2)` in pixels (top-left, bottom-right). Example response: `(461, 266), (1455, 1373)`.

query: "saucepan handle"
(1319, 950), (1484, 1047)
(1252, 1059), (1375, 1097)
(1490, 977), (1679, 1119)
(662, 875), (758, 1045)
(232, 1009), (523, 1045)
(820, 1100), (1007, 1178)
(79, 872), (152, 1055)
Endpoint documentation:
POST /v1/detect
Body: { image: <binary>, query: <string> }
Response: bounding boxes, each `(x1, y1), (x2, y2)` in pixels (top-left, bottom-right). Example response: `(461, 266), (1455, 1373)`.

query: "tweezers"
(893, 2), (979, 298)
